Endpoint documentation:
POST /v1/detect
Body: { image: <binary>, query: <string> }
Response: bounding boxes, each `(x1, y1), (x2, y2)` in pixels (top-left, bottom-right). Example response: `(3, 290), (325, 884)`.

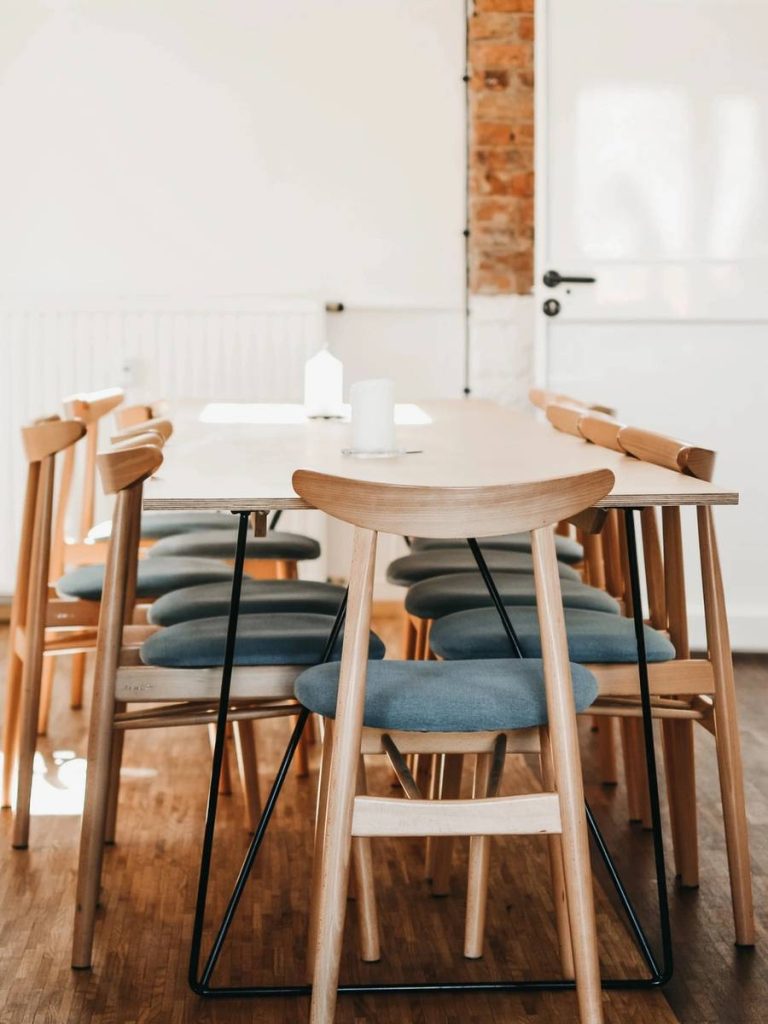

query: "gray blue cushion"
(387, 550), (581, 588)
(429, 607), (675, 664)
(405, 572), (620, 620)
(149, 579), (346, 626)
(295, 658), (599, 732)
(410, 533), (584, 565)
(147, 529), (320, 561)
(57, 557), (239, 602)
(88, 511), (234, 542)
(141, 613), (385, 668)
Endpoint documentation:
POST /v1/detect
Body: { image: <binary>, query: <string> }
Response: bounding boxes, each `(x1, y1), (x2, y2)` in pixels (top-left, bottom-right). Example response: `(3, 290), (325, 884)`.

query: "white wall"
(0, 0), (465, 308)
(0, 0), (468, 599)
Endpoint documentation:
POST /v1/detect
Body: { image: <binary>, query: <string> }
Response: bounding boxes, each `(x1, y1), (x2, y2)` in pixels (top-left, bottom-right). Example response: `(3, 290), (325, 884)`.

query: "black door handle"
(543, 270), (596, 288)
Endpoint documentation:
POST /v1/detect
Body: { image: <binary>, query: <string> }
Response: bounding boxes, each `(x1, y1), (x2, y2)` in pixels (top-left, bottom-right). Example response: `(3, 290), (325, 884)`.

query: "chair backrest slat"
(292, 470), (615, 540)
(618, 426), (715, 482)
(577, 413), (626, 453)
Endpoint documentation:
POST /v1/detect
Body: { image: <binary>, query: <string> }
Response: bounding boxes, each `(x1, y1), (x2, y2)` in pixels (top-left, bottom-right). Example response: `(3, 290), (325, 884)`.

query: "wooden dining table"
(139, 398), (749, 1002)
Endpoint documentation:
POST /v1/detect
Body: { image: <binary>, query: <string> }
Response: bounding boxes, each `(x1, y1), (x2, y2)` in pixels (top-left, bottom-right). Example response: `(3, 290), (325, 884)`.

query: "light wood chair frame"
(541, 407), (754, 945)
(295, 468), (613, 1024)
(70, 443), (350, 970)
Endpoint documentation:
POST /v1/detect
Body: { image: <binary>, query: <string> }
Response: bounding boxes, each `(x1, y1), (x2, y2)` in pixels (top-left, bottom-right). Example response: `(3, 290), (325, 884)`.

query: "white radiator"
(0, 296), (326, 594)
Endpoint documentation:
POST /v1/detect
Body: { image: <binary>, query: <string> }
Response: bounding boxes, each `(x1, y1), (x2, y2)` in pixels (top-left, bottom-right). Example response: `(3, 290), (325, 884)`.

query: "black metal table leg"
(189, 511), (672, 999)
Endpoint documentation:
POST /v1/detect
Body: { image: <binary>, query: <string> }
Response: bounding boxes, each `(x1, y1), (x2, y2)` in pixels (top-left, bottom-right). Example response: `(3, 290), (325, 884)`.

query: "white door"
(536, 0), (768, 650)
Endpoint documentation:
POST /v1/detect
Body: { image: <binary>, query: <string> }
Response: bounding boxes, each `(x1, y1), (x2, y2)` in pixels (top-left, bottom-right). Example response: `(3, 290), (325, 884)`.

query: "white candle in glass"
(304, 348), (343, 417)
(350, 378), (396, 452)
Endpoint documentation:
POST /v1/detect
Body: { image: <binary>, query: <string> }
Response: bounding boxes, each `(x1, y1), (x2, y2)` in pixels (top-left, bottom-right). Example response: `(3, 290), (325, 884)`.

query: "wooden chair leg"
(464, 752), (493, 959)
(295, 716), (311, 778)
(208, 723), (233, 795)
(414, 618), (429, 660)
(662, 718), (699, 887)
(431, 753), (463, 896)
(596, 715), (618, 786)
(70, 652), (87, 709)
(13, 606), (49, 848)
(621, 718), (646, 823)
(540, 726), (575, 979)
(698, 506), (755, 945)
(307, 720), (333, 980)
(351, 758), (380, 962)
(72, 714), (116, 966)
(423, 753), (441, 880)
(2, 651), (24, 808)
(103, 704), (126, 845)
(36, 657), (57, 737)
(233, 719), (262, 833)
(402, 613), (417, 659)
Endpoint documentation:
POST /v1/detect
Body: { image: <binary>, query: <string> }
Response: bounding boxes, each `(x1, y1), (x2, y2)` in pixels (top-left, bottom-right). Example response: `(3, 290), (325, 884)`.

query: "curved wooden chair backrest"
(97, 439), (164, 496)
(293, 469), (614, 539)
(112, 417), (173, 443)
(22, 418), (87, 463)
(59, 387), (125, 542)
(577, 413), (627, 453)
(618, 427), (715, 482)
(12, 418), (87, 622)
(63, 387), (124, 425)
(545, 402), (587, 437)
(114, 404), (153, 430)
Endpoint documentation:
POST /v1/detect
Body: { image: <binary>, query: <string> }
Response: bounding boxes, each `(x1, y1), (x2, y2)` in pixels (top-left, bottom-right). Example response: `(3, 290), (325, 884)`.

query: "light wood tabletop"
(142, 400), (738, 512)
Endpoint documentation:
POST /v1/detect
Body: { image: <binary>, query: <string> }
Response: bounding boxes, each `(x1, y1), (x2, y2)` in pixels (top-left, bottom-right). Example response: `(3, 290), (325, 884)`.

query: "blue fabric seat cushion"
(410, 532), (584, 565)
(405, 572), (620, 619)
(88, 511), (235, 542)
(295, 658), (599, 732)
(57, 557), (240, 602)
(149, 579), (346, 626)
(141, 613), (385, 668)
(387, 550), (581, 587)
(429, 607), (675, 664)
(147, 529), (320, 561)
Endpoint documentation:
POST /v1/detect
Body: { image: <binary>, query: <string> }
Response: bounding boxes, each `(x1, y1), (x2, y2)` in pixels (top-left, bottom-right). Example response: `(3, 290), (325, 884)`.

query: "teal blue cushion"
(149, 580), (346, 626)
(295, 658), (599, 732)
(88, 511), (234, 542)
(429, 607), (675, 664)
(410, 533), (584, 565)
(141, 613), (385, 668)
(405, 572), (620, 619)
(387, 550), (581, 587)
(147, 529), (320, 561)
(57, 557), (239, 602)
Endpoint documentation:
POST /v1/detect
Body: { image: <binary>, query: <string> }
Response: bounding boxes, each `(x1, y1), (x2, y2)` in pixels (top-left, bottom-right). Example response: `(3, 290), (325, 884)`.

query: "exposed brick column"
(468, 0), (534, 296)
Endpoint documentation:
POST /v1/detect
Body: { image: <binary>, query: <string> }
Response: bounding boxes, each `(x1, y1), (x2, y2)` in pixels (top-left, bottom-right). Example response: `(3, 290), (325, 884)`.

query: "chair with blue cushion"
(71, 440), (386, 970)
(292, 466), (613, 1024)
(409, 531), (585, 564)
(148, 578), (347, 627)
(146, 527), (321, 580)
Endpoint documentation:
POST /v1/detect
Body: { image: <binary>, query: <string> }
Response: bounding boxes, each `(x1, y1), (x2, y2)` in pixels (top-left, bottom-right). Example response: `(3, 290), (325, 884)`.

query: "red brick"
(469, 1), (535, 296)
(474, 0), (534, 12)
(472, 42), (532, 70)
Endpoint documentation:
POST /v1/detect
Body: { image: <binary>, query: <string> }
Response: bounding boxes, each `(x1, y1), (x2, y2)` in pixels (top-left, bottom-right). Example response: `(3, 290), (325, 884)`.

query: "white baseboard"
(689, 607), (768, 654)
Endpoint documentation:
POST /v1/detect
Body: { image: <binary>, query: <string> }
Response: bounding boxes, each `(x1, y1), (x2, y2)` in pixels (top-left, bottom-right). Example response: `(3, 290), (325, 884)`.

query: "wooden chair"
(432, 423), (755, 947)
(3, 421), (252, 847)
(292, 468), (614, 1024)
(70, 442), (382, 970)
(2, 418), (87, 826)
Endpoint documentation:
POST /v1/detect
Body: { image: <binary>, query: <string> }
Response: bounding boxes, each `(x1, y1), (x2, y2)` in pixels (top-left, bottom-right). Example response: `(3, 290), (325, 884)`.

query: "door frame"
(532, 0), (551, 390)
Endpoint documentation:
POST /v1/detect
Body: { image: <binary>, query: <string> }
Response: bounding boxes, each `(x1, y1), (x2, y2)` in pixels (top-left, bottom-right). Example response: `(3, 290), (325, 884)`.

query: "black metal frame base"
(188, 509), (672, 999)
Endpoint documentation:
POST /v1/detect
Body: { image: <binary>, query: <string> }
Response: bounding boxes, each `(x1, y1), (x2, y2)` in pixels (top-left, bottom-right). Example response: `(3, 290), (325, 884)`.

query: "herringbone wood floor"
(1, 616), (765, 1023)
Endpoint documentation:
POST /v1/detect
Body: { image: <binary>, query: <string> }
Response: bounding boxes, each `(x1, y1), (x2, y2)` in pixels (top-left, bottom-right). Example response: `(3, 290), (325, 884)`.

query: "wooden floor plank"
(5, 624), (763, 1021)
